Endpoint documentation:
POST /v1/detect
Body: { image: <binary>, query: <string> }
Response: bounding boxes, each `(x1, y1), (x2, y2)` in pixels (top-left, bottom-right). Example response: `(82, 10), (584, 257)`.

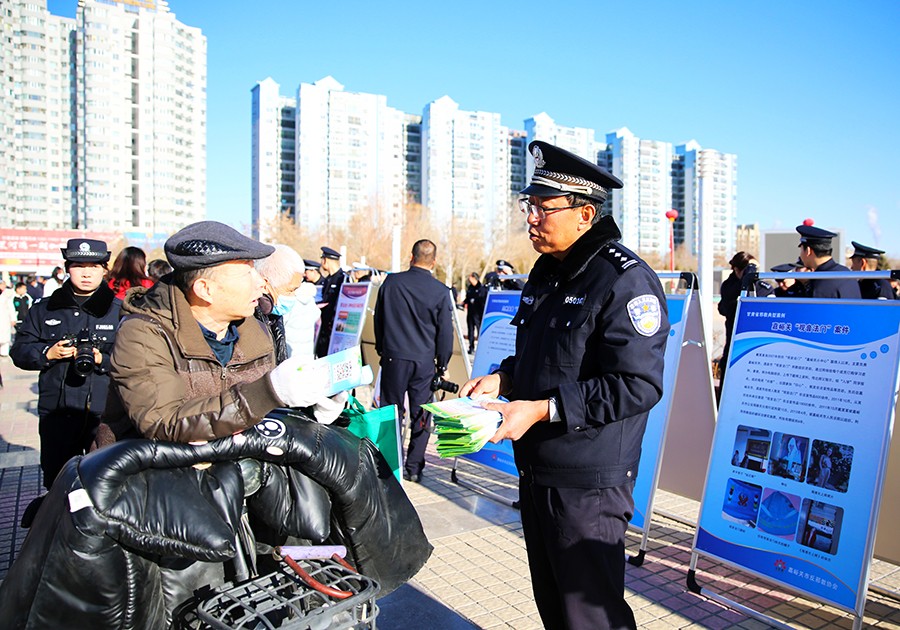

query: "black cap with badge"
(770, 263), (797, 273)
(320, 246), (341, 261)
(61, 239), (111, 264)
(165, 221), (274, 271)
(796, 224), (837, 247)
(850, 241), (884, 259)
(521, 140), (623, 202)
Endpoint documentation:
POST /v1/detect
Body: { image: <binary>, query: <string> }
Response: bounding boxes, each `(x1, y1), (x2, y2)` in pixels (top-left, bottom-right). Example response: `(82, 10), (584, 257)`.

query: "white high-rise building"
(74, 0), (206, 234)
(0, 0), (206, 235)
(293, 77), (406, 236)
(601, 127), (672, 257)
(524, 112), (598, 182)
(421, 96), (511, 240)
(0, 1), (75, 229)
(251, 77), (296, 238)
(673, 141), (738, 259)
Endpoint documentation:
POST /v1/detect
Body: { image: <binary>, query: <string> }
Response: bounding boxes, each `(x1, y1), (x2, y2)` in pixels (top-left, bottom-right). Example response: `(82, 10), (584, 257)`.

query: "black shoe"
(403, 471), (423, 483)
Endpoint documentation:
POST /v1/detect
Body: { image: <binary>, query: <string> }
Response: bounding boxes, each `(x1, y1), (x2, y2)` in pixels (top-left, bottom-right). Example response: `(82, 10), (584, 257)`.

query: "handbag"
(341, 396), (402, 482)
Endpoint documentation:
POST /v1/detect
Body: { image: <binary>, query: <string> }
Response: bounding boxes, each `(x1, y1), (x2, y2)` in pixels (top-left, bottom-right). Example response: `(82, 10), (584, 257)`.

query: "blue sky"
(49, 1), (900, 256)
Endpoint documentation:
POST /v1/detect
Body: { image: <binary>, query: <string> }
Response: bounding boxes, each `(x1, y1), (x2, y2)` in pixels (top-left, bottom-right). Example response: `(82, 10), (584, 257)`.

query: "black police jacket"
(860, 276), (895, 300)
(807, 258), (861, 299)
(374, 266), (454, 368)
(499, 217), (670, 488)
(315, 269), (347, 356)
(10, 281), (121, 417)
(0, 412), (432, 628)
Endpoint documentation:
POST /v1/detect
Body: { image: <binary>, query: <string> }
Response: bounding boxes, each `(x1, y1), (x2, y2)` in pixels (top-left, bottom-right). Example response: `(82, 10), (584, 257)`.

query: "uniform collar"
(46, 280), (116, 316)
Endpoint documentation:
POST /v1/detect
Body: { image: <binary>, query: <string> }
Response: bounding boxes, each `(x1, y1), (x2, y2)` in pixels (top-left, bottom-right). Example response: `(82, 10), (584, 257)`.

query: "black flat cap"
(770, 263), (797, 273)
(521, 140), (623, 202)
(321, 246), (341, 260)
(165, 221), (274, 271)
(61, 238), (110, 264)
(303, 258), (321, 270)
(850, 241), (884, 259)
(796, 224), (837, 246)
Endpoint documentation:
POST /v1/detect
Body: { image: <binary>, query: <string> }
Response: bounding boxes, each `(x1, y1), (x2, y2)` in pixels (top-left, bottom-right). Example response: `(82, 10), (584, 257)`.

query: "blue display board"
(465, 291), (520, 477)
(694, 298), (900, 613)
(631, 293), (689, 529)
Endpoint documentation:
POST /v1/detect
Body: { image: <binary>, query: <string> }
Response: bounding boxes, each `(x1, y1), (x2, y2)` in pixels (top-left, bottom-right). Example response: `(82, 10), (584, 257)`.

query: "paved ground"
(2, 355), (900, 628)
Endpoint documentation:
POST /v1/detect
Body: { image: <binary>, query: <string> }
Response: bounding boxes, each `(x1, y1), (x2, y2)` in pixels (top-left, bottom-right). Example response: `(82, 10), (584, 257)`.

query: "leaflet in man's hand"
(422, 396), (503, 457)
(296, 346), (374, 397)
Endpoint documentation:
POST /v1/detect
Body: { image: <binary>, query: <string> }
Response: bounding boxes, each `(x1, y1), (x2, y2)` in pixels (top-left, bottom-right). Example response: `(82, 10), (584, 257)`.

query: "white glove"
(268, 356), (329, 408)
(313, 391), (349, 424)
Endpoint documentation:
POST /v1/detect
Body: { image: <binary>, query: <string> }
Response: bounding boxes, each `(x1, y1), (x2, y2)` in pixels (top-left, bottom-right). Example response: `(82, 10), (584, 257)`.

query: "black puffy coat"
(0, 412), (432, 629)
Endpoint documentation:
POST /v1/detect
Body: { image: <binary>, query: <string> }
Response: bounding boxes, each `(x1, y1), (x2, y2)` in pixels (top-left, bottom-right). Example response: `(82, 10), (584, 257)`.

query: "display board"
(693, 297), (900, 614)
(327, 283), (372, 355)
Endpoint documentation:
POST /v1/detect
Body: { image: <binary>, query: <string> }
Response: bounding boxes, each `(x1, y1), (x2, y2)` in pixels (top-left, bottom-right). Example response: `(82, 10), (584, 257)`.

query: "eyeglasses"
(518, 199), (585, 220)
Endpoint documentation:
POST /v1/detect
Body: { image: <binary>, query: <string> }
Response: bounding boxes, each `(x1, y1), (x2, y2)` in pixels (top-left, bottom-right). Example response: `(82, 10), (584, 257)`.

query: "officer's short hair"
(805, 241), (833, 257)
(565, 193), (602, 225)
(412, 239), (436, 265)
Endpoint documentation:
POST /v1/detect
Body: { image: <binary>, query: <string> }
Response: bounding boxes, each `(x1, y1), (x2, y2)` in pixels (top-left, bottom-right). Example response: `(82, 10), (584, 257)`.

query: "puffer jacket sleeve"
(111, 316), (283, 443)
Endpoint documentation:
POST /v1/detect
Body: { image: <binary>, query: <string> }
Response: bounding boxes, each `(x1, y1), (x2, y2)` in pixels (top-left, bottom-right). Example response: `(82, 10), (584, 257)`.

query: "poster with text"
(328, 283), (372, 355)
(694, 298), (900, 612)
(465, 290), (520, 477)
(631, 293), (687, 530)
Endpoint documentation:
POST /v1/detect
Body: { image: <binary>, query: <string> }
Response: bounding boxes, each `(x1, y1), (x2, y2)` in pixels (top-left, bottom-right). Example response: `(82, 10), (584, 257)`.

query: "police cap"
(521, 140), (623, 202)
(165, 221), (274, 271)
(850, 241), (884, 259)
(796, 224), (837, 247)
(61, 239), (111, 264)
(303, 258), (321, 270)
(320, 246), (341, 261)
(770, 263), (797, 273)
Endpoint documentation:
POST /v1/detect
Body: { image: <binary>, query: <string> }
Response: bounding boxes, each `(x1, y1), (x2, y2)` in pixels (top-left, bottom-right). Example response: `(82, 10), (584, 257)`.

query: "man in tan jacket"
(104, 221), (332, 444)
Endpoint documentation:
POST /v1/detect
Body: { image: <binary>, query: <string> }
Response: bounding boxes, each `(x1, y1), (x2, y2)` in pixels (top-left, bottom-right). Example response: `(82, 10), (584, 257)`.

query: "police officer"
(796, 225), (861, 299)
(485, 259), (524, 290)
(849, 241), (894, 299)
(10, 239), (121, 490)
(315, 246), (347, 357)
(462, 141), (669, 630)
(771, 261), (806, 298)
(374, 239), (454, 482)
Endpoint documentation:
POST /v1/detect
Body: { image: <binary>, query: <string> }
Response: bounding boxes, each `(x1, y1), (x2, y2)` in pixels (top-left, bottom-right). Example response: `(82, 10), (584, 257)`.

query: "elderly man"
(103, 222), (330, 444)
(796, 225), (860, 299)
(462, 141), (669, 630)
(849, 241), (894, 299)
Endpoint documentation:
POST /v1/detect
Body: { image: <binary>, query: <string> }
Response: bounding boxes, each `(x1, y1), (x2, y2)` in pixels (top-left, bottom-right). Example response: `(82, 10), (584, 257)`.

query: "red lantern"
(803, 218), (814, 226)
(666, 209), (679, 221)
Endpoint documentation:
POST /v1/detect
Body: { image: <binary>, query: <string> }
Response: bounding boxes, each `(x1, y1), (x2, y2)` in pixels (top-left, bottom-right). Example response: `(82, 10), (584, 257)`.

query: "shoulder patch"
(627, 294), (662, 337)
(598, 242), (641, 274)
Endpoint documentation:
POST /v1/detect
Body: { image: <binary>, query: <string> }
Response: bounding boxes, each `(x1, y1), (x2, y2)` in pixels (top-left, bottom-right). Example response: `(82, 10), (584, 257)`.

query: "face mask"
(271, 295), (297, 317)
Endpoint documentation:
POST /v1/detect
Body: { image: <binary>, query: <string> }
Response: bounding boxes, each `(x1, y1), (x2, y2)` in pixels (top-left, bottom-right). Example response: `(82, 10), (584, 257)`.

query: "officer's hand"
(93, 347), (103, 365)
(460, 373), (502, 398)
(46, 339), (76, 361)
(481, 399), (549, 442)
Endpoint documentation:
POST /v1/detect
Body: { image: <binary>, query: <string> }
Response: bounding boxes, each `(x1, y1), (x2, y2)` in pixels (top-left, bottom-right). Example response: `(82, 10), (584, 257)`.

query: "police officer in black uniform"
(771, 261), (807, 297)
(849, 241), (894, 299)
(462, 141), (669, 630)
(373, 239), (454, 482)
(314, 246), (346, 357)
(796, 225), (861, 299)
(11, 239), (121, 490)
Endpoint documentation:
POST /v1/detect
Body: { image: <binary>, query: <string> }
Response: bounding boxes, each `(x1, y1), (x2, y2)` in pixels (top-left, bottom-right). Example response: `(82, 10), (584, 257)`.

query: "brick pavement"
(2, 355), (900, 628)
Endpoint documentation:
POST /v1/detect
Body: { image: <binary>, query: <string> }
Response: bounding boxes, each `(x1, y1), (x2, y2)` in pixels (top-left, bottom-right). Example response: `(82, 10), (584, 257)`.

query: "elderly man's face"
(525, 195), (593, 259)
(204, 261), (265, 321)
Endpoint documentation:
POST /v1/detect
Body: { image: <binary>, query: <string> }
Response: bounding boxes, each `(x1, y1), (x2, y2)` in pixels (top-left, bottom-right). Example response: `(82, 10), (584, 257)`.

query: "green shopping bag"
(342, 396), (402, 483)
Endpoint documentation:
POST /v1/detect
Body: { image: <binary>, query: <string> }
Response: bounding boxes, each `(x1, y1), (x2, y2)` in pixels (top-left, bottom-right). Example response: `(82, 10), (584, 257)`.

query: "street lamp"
(665, 209), (679, 272)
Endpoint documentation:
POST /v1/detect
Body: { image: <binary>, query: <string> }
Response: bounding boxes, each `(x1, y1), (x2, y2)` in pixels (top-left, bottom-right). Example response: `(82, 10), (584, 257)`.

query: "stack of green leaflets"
(422, 396), (503, 458)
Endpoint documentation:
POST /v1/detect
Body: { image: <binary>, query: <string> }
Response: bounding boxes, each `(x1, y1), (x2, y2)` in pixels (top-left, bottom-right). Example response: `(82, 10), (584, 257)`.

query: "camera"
(431, 373), (459, 394)
(64, 329), (101, 377)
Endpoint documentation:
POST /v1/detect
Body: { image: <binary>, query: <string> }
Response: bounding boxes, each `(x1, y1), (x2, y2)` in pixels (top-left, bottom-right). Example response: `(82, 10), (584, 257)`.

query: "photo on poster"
(807, 440), (854, 493)
(768, 433), (809, 482)
(731, 425), (771, 473)
(757, 488), (802, 539)
(797, 499), (844, 555)
(722, 477), (762, 527)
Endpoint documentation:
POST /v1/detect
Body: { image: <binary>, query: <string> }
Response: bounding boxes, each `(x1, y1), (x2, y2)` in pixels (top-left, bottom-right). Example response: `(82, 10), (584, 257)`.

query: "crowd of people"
(1, 138), (897, 630)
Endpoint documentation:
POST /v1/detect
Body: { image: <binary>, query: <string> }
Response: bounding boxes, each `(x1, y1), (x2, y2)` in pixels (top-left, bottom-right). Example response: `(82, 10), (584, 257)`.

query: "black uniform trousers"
(519, 478), (637, 630)
(466, 311), (482, 353)
(379, 356), (433, 477)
